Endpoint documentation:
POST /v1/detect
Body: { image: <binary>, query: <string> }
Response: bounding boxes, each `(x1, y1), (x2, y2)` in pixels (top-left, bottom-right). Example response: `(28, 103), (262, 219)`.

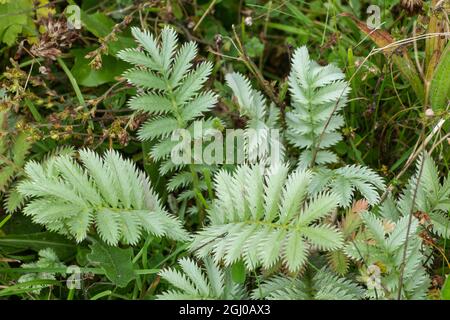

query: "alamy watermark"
(66, 265), (82, 290)
(367, 5), (382, 30)
(65, 5), (82, 30)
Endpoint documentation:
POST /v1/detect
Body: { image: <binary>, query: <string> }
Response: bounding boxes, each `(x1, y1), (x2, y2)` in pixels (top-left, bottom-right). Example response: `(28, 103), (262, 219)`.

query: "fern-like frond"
(286, 46), (350, 168)
(118, 26), (217, 157)
(252, 267), (365, 300)
(190, 164), (343, 272)
(226, 72), (283, 165)
(18, 248), (66, 294)
(18, 149), (189, 245)
(398, 154), (450, 237)
(157, 257), (246, 300)
(118, 26), (219, 204)
(344, 211), (430, 299)
(309, 165), (385, 208)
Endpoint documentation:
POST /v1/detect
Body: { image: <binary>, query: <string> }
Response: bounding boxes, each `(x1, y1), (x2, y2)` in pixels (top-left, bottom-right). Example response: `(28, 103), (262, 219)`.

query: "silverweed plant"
(1, 0), (449, 301)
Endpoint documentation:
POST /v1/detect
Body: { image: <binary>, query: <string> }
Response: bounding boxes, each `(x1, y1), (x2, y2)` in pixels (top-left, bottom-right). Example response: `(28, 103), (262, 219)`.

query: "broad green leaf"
(430, 42), (450, 111)
(245, 37), (264, 58)
(80, 11), (135, 55)
(231, 260), (246, 284)
(0, 0), (35, 46)
(80, 12), (114, 38)
(442, 275), (450, 300)
(70, 49), (129, 87)
(87, 241), (135, 287)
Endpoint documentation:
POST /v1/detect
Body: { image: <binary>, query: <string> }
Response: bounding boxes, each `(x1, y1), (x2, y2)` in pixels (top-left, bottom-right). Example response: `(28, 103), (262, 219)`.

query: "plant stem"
(56, 57), (94, 129)
(231, 25), (285, 113)
(67, 288), (75, 300)
(193, 0), (218, 31)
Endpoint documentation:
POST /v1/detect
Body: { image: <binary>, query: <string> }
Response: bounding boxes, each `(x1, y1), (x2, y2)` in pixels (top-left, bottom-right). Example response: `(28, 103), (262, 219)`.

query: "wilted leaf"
(425, 1), (447, 77)
(327, 250), (349, 275)
(352, 199), (369, 214)
(342, 13), (424, 101)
